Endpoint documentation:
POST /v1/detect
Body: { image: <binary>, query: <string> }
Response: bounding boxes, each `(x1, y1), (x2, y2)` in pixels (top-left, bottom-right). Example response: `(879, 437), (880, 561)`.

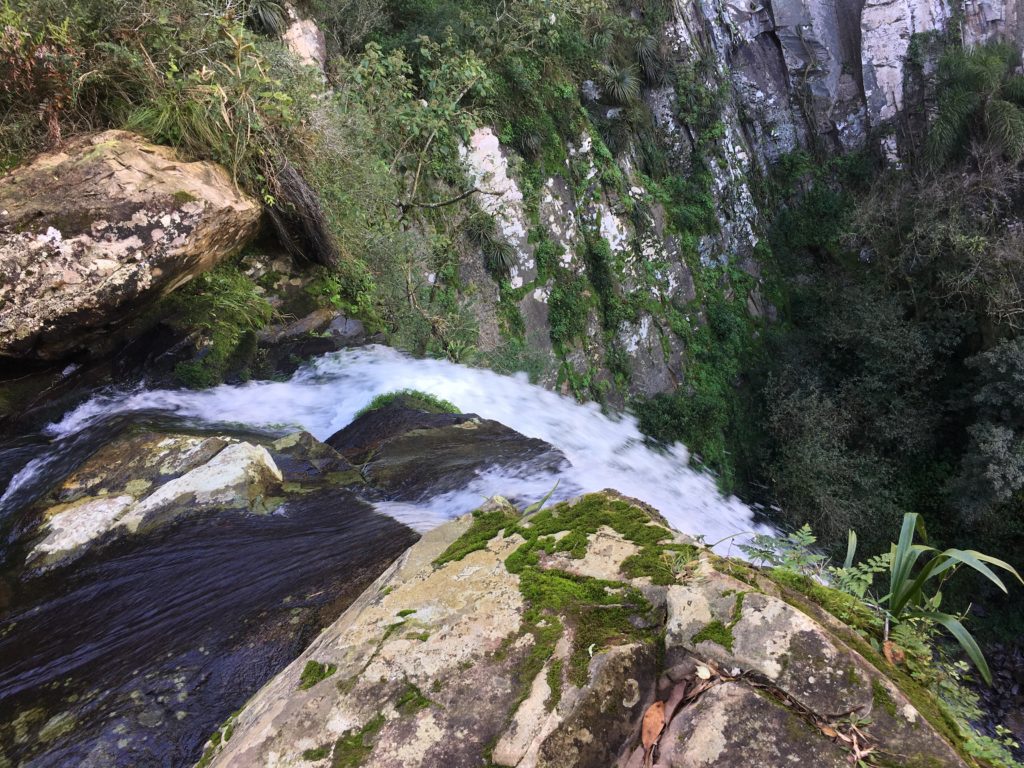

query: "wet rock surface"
(0, 421), (413, 767)
(0, 399), (574, 767)
(327, 401), (567, 500)
(206, 491), (969, 768)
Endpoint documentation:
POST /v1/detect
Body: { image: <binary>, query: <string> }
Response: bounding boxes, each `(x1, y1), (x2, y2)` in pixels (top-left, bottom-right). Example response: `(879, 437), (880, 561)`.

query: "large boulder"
(16, 426), (361, 572)
(203, 491), (971, 768)
(326, 399), (567, 500)
(0, 130), (261, 361)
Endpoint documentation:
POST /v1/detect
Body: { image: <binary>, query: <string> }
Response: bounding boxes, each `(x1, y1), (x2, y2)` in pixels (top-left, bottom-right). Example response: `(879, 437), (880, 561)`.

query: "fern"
(928, 42), (1024, 166)
(738, 525), (826, 572)
(829, 552), (891, 598)
(1001, 74), (1024, 106)
(985, 98), (1024, 161)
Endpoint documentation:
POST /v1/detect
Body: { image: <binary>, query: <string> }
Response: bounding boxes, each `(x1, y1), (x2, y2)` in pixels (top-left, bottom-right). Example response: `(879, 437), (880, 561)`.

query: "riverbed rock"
(0, 130), (261, 361)
(204, 491), (970, 768)
(21, 427), (360, 572)
(327, 400), (567, 499)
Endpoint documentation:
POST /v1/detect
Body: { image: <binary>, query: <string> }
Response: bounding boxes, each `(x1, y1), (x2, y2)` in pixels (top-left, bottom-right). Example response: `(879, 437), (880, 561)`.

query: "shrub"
(355, 389), (459, 417)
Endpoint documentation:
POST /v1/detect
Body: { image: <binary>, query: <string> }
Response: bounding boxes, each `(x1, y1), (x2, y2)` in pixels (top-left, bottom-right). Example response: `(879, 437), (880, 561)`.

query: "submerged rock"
(205, 491), (969, 768)
(0, 130), (261, 361)
(20, 427), (359, 572)
(1, 420), (415, 768)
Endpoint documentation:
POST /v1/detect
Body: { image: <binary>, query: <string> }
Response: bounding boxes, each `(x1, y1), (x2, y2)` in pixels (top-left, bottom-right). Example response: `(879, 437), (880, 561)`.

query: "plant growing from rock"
(876, 513), (1020, 684)
(927, 42), (1024, 165)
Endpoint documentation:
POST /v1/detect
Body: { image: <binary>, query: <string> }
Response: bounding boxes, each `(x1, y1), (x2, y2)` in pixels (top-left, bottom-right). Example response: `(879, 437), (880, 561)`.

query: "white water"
(11, 345), (767, 545)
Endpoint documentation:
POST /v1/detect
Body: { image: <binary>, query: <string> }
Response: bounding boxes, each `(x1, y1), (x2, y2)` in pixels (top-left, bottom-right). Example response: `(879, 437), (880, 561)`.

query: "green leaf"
(910, 610), (992, 685)
(843, 529), (857, 570)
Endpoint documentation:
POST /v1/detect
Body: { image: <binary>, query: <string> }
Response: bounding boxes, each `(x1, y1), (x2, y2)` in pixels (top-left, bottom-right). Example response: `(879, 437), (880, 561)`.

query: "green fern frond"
(1002, 74), (1024, 107)
(985, 98), (1024, 161)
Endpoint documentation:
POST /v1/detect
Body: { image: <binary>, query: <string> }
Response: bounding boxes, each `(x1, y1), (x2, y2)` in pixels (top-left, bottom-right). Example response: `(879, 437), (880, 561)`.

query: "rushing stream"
(4, 344), (764, 543)
(0, 345), (766, 766)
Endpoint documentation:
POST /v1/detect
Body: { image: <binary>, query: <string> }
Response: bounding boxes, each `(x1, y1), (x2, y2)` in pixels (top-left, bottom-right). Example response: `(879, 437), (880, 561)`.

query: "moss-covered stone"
(299, 660), (338, 690)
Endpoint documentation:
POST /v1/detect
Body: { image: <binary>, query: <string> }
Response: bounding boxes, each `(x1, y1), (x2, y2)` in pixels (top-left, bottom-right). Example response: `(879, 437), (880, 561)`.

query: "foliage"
(162, 262), (274, 389)
(548, 273), (590, 350)
(758, 515), (1023, 766)
(870, 513), (1021, 684)
(246, 0), (287, 36)
(355, 388), (460, 417)
(597, 61), (641, 105)
(927, 42), (1024, 166)
(738, 524), (827, 573)
(636, 266), (764, 491)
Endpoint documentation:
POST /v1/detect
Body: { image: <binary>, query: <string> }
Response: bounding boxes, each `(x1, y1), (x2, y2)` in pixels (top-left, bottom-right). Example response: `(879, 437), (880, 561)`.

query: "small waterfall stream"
(4, 345), (764, 543)
(0, 345), (769, 766)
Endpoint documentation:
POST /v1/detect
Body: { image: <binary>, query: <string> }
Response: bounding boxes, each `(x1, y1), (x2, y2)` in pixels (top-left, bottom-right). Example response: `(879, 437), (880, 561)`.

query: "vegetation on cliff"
(2, 0), (1022, 716)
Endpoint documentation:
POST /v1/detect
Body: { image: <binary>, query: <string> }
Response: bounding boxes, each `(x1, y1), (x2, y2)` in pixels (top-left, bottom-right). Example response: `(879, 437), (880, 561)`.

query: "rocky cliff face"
(455, 0), (1021, 400)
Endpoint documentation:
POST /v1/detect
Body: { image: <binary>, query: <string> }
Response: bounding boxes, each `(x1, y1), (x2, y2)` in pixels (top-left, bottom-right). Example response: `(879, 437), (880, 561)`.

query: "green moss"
(434, 505), (520, 566)
(691, 619), (734, 652)
(303, 745), (330, 760)
(872, 679), (898, 718)
(195, 710), (240, 768)
(766, 569), (880, 634)
(439, 494), (664, 697)
(731, 591), (746, 623)
(691, 591), (747, 652)
(299, 660), (338, 690)
(621, 543), (700, 584)
(171, 189), (199, 204)
(395, 682), (433, 714)
(331, 713), (385, 768)
(355, 389), (459, 417)
(545, 659), (564, 712)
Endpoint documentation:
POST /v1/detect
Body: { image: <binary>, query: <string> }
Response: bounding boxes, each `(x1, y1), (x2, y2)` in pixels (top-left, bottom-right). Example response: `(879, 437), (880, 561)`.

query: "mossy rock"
(204, 492), (971, 768)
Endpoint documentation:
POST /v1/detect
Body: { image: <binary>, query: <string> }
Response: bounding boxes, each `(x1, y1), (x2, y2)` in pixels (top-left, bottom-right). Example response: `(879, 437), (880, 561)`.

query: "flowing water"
(0, 344), (768, 766)
(4, 344), (765, 544)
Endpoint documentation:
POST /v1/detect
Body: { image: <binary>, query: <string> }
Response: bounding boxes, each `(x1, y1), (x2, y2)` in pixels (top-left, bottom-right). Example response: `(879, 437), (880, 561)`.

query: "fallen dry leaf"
(642, 701), (666, 750)
(820, 725), (838, 738)
(883, 640), (906, 665)
(695, 664), (711, 680)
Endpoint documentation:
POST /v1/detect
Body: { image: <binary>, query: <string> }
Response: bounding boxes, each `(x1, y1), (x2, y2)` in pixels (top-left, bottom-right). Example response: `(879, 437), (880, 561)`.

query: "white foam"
(43, 346), (767, 544)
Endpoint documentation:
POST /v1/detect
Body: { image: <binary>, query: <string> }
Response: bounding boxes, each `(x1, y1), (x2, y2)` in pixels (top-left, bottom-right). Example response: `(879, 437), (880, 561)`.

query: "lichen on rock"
(203, 491), (971, 768)
(0, 130), (261, 361)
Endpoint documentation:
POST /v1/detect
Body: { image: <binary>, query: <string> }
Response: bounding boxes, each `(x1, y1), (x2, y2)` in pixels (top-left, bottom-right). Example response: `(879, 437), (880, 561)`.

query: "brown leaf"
(820, 725), (838, 738)
(882, 640), (906, 666)
(642, 701), (666, 751)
